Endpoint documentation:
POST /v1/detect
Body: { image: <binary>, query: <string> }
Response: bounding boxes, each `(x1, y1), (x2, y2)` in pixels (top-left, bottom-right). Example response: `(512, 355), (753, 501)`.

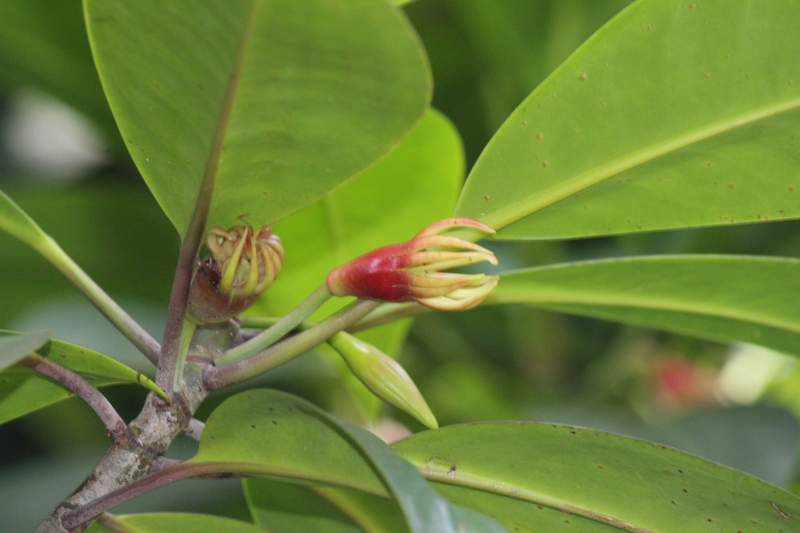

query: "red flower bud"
(326, 218), (498, 311)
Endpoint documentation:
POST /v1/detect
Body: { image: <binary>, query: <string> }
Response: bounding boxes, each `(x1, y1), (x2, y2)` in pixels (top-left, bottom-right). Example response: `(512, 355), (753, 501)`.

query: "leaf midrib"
(491, 286), (800, 335)
(483, 95), (800, 232)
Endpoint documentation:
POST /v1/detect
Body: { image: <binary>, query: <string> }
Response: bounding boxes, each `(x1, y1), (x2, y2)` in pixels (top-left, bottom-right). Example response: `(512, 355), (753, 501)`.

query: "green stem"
(36, 236), (161, 364)
(172, 318), (196, 393)
(348, 302), (425, 332)
(218, 284), (332, 365)
(204, 299), (380, 390)
(238, 300), (421, 336)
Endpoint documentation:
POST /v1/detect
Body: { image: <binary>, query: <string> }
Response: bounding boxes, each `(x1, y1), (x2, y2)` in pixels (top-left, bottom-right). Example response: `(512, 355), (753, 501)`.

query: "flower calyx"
(326, 217), (498, 311)
(187, 224), (284, 324)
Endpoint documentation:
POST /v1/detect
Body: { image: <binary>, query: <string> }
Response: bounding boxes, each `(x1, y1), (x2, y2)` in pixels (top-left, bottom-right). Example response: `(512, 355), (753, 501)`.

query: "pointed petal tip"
(417, 217), (496, 237)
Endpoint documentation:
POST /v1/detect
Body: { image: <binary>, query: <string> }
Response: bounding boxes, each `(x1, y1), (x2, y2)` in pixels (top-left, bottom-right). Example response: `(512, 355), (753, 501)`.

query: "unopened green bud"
(328, 331), (437, 429)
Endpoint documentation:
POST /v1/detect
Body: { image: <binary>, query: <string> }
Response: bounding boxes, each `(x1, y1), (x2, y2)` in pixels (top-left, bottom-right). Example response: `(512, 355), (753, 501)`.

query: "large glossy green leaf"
(0, 332), (164, 424)
(87, 513), (267, 533)
(0, 330), (50, 373)
(490, 255), (800, 355)
(456, 0), (800, 239)
(393, 422), (800, 532)
(85, 0), (431, 234)
(191, 389), (459, 533)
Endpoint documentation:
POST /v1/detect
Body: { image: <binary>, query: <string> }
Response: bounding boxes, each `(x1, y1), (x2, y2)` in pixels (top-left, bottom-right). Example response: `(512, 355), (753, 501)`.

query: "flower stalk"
(203, 299), (380, 390)
(216, 284), (332, 365)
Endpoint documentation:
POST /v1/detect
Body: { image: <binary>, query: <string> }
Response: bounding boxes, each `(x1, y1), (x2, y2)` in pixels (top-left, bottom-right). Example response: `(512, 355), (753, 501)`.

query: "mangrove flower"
(329, 331), (437, 429)
(187, 225), (284, 323)
(326, 218), (498, 311)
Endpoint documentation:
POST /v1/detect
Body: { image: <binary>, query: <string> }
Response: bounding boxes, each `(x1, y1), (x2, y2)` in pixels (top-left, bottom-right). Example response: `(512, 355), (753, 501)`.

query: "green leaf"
(87, 513), (267, 533)
(190, 390), (386, 494)
(0, 330), (50, 373)
(245, 479), (378, 533)
(334, 418), (459, 533)
(451, 505), (508, 533)
(455, 0), (800, 239)
(489, 255), (800, 356)
(85, 0), (431, 235)
(393, 422), (800, 532)
(245, 479), (504, 533)
(191, 389), (459, 533)
(0, 331), (164, 424)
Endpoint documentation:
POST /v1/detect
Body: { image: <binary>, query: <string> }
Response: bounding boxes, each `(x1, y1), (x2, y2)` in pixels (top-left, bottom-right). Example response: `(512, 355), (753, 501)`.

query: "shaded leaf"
(456, 0), (800, 239)
(87, 513), (267, 533)
(245, 479), (505, 533)
(393, 422), (800, 532)
(0, 331), (164, 424)
(452, 505), (508, 533)
(192, 389), (459, 533)
(491, 255), (800, 355)
(245, 478), (375, 533)
(0, 330), (50, 372)
(85, 0), (431, 234)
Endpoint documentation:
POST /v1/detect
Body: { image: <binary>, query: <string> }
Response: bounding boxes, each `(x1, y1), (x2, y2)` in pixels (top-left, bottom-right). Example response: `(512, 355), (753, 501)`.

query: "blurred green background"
(2, 1), (799, 530)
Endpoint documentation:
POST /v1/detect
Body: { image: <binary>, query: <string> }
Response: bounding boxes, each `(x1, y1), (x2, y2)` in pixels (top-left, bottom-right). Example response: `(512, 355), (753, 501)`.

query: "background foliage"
(2, 0), (800, 530)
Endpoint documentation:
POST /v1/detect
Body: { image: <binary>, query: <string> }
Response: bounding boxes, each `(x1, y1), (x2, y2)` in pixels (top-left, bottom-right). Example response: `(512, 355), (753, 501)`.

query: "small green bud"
(328, 331), (437, 429)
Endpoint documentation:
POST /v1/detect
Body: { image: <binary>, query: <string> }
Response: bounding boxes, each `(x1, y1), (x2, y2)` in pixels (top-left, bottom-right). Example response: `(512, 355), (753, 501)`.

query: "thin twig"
(20, 354), (137, 446)
(62, 462), (203, 529)
(204, 299), (380, 390)
(38, 237), (161, 364)
(217, 284), (332, 365)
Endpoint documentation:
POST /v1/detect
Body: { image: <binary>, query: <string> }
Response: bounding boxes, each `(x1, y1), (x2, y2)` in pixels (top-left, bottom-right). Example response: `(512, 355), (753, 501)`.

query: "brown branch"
(20, 354), (137, 446)
(61, 462), (234, 529)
